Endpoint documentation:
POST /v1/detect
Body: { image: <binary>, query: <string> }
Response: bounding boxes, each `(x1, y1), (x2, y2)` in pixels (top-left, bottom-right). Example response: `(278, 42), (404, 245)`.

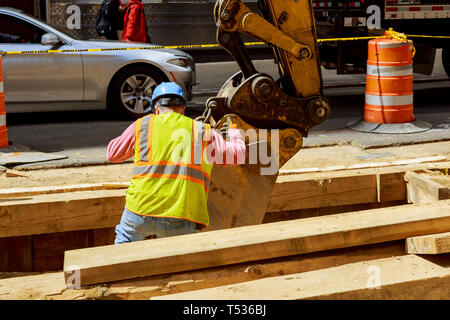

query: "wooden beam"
(278, 156), (447, 175)
(406, 232), (450, 254)
(0, 272), (68, 300)
(0, 236), (33, 272)
(405, 171), (450, 204)
(152, 255), (450, 300)
(32, 231), (89, 272)
(0, 164), (446, 238)
(0, 241), (405, 300)
(63, 200), (450, 286)
(0, 190), (125, 238)
(267, 174), (378, 212)
(0, 182), (129, 199)
(268, 166), (415, 212)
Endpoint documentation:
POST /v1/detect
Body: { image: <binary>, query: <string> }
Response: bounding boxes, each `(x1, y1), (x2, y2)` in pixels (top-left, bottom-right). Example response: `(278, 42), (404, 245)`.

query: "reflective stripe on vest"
(136, 115), (154, 162)
(132, 162), (210, 192)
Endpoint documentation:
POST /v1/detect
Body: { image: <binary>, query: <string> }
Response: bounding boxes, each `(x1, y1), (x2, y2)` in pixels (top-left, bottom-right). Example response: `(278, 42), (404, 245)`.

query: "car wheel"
(109, 65), (167, 120)
(443, 48), (450, 78)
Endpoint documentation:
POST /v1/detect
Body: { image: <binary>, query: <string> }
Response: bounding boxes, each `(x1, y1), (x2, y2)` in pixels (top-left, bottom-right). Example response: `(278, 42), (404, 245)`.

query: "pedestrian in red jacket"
(122, 0), (149, 43)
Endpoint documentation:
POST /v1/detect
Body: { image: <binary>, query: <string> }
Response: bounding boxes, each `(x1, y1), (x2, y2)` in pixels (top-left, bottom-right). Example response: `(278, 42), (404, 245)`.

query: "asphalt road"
(3, 51), (450, 169)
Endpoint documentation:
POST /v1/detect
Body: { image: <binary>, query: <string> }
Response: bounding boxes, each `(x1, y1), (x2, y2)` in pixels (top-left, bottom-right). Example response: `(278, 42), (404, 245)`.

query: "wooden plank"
(85, 241), (406, 300)
(0, 164), (447, 239)
(278, 155), (447, 175)
(0, 182), (129, 199)
(263, 201), (406, 223)
(0, 190), (125, 238)
(0, 241), (405, 300)
(87, 228), (116, 248)
(0, 272), (40, 280)
(32, 228), (116, 272)
(267, 174), (378, 212)
(406, 232), (450, 254)
(32, 231), (89, 272)
(0, 236), (33, 272)
(268, 170), (409, 212)
(0, 272), (68, 300)
(377, 172), (406, 203)
(405, 171), (450, 203)
(63, 200), (450, 286)
(5, 169), (29, 178)
(153, 255), (450, 300)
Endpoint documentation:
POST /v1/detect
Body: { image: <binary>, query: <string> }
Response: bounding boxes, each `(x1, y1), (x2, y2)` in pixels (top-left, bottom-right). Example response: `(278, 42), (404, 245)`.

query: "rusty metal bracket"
(206, 72), (330, 137)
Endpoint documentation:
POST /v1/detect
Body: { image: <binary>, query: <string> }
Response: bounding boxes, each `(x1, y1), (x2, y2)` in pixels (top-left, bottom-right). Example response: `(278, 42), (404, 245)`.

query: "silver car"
(0, 7), (195, 119)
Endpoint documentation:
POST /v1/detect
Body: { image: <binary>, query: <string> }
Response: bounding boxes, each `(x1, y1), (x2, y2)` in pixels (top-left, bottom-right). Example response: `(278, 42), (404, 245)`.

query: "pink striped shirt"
(107, 119), (246, 166)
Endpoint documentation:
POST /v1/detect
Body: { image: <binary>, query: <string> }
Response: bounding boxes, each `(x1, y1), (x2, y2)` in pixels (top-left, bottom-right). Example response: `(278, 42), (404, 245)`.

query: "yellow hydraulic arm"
(201, 0), (330, 231)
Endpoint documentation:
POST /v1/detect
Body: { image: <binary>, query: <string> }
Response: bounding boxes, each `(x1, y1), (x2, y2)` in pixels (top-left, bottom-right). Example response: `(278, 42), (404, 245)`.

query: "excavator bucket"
(205, 115), (302, 231)
(201, 0), (329, 231)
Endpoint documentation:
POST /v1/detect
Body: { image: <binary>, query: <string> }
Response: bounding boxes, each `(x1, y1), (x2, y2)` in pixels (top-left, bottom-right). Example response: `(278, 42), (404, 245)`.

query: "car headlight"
(167, 58), (190, 68)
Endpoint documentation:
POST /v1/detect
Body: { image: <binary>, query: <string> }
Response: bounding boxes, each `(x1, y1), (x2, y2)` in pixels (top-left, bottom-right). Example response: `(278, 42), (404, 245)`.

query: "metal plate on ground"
(347, 118), (432, 134)
(0, 144), (68, 166)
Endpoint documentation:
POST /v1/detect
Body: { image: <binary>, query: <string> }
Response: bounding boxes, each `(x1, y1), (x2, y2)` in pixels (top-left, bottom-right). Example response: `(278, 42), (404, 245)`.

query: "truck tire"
(443, 48), (450, 78)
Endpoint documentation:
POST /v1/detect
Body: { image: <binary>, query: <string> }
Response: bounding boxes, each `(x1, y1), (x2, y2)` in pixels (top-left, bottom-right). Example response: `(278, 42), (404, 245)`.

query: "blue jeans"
(114, 207), (197, 244)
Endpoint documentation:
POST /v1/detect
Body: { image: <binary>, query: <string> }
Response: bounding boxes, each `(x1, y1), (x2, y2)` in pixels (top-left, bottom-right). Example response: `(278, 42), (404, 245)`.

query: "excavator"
(200, 0), (331, 230)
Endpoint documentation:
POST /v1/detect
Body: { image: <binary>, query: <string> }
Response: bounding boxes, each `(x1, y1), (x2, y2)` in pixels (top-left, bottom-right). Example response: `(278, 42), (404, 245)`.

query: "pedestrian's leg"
(114, 207), (149, 244)
(154, 217), (197, 239)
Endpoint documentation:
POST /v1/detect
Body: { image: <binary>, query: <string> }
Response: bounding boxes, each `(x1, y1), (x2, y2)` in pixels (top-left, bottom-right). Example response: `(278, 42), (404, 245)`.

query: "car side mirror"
(41, 33), (60, 46)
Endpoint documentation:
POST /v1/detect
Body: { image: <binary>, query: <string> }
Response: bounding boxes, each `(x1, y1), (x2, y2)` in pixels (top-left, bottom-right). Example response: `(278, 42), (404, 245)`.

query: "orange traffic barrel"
(364, 37), (414, 124)
(0, 56), (8, 148)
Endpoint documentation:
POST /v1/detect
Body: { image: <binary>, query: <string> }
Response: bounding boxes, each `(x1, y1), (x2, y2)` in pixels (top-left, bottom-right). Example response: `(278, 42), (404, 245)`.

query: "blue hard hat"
(151, 82), (187, 108)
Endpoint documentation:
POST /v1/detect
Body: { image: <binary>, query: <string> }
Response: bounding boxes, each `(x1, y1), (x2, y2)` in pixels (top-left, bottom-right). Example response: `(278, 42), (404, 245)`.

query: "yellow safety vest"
(125, 112), (213, 227)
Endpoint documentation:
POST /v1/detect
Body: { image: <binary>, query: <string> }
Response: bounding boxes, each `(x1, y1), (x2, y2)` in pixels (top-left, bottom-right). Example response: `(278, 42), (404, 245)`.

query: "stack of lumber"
(0, 198), (449, 300)
(0, 165), (449, 299)
(1, 162), (448, 272)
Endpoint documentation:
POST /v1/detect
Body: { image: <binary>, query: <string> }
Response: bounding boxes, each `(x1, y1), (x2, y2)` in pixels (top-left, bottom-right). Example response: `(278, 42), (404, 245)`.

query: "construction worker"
(108, 82), (246, 244)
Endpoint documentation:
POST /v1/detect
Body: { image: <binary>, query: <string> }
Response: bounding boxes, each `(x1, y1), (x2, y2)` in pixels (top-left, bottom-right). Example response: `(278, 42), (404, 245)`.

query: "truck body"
(313, 0), (450, 75)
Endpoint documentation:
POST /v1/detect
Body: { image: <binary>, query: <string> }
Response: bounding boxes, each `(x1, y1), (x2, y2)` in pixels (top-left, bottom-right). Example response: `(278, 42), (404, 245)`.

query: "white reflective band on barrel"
(365, 94), (413, 106)
(139, 116), (151, 162)
(366, 64), (413, 77)
(0, 82), (3, 94)
(0, 114), (6, 127)
(133, 164), (210, 187)
(377, 41), (412, 49)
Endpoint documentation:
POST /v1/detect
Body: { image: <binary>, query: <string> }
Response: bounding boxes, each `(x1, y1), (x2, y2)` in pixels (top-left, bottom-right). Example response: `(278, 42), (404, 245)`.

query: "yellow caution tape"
(0, 33), (448, 55)
(317, 36), (383, 42)
(385, 28), (408, 42)
(0, 42), (265, 55)
(384, 28), (416, 57)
